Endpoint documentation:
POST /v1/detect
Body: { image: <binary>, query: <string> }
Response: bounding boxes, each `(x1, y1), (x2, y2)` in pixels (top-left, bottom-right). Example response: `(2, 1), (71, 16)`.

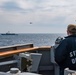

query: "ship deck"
(0, 44), (75, 75)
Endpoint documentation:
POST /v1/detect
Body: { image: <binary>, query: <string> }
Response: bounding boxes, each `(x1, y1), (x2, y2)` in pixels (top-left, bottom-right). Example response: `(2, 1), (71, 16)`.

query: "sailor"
(55, 24), (76, 75)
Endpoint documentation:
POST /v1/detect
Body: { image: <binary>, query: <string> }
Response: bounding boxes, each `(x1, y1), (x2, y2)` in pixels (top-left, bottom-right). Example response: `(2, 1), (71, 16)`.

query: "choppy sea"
(0, 33), (66, 47)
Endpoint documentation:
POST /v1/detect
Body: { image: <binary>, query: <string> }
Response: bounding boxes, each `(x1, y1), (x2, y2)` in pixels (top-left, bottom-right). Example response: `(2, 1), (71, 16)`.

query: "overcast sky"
(0, 0), (76, 33)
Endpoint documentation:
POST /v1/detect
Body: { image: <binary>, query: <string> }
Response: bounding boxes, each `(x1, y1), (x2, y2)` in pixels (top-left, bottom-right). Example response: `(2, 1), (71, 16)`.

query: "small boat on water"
(1, 31), (18, 35)
(1, 33), (17, 35)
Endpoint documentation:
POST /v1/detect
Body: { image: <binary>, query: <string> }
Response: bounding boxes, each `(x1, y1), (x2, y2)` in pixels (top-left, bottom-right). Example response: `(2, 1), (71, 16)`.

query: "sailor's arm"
(55, 40), (68, 64)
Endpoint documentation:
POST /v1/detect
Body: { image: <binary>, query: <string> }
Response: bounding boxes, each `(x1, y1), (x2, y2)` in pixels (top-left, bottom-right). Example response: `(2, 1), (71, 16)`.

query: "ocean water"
(0, 33), (66, 47)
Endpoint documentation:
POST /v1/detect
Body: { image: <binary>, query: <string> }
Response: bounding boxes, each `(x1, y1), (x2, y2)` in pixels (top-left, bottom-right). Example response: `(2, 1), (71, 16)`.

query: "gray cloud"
(0, 1), (22, 11)
(0, 0), (75, 13)
(0, 0), (76, 33)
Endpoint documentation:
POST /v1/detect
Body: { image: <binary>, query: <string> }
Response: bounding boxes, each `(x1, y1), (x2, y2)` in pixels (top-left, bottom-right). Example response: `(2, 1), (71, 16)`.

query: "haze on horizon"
(0, 0), (76, 33)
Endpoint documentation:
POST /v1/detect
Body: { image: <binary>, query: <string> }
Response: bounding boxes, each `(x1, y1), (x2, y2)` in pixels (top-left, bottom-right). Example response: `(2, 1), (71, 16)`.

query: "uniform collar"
(65, 35), (76, 38)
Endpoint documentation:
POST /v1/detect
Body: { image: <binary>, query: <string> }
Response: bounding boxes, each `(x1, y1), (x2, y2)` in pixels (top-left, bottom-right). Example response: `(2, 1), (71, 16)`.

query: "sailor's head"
(67, 24), (76, 35)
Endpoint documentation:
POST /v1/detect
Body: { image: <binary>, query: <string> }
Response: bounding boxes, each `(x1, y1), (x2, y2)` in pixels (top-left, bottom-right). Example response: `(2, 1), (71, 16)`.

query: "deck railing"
(0, 44), (51, 57)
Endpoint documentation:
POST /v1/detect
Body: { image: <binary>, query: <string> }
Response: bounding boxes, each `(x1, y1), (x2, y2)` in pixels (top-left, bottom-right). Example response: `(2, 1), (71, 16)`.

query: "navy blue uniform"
(55, 35), (76, 75)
